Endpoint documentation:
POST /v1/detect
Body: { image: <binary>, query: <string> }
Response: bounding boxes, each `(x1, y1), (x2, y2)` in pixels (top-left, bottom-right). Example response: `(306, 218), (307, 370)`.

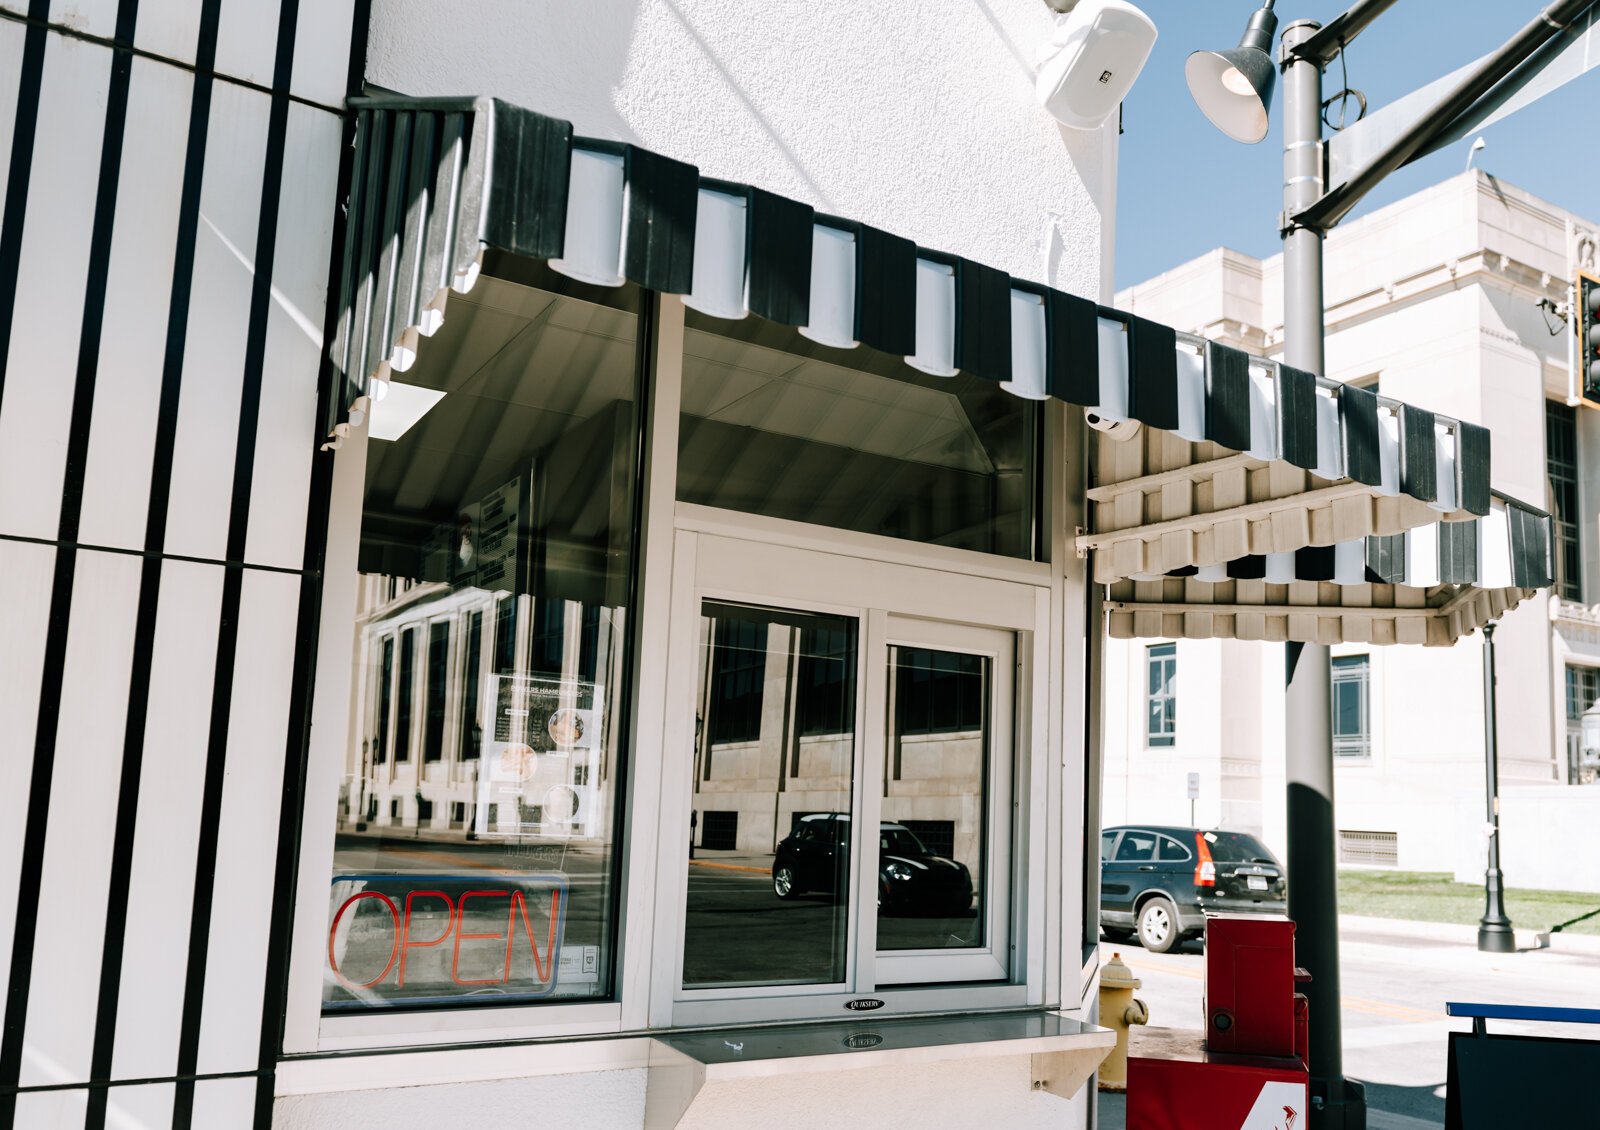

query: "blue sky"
(1116, 1), (1600, 290)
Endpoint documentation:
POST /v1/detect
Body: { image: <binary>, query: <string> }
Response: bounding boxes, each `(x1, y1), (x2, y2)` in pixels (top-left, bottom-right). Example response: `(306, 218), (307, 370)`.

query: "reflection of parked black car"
(1100, 825), (1286, 954)
(772, 814), (973, 916)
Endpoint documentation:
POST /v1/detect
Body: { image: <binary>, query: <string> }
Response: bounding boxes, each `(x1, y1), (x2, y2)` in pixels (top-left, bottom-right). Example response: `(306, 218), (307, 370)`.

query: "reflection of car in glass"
(771, 814), (974, 916)
(1099, 825), (1286, 954)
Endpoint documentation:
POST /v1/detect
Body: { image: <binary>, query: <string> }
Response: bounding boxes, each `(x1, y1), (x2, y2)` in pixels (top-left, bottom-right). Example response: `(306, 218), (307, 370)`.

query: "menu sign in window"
(479, 675), (603, 839)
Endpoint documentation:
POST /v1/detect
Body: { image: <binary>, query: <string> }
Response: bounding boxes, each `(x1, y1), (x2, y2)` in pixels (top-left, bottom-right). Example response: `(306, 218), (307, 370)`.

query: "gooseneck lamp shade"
(1185, 3), (1279, 144)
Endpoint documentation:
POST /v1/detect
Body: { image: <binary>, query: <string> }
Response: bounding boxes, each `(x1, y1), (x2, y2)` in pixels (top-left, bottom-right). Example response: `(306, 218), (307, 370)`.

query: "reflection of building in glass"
(345, 577), (624, 843)
(690, 611), (989, 872)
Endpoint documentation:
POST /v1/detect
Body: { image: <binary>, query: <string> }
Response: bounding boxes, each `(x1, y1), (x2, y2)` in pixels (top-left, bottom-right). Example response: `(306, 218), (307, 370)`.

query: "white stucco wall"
(1453, 787), (1600, 893)
(364, 0), (1116, 301)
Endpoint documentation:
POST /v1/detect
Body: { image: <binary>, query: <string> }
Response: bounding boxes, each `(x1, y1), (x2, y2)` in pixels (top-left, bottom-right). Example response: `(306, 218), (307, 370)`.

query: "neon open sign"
(325, 872), (568, 1007)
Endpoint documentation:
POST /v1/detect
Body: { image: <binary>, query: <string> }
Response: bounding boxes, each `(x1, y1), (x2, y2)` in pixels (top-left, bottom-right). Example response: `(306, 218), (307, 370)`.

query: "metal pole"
(1280, 19), (1366, 1130)
(1477, 622), (1516, 952)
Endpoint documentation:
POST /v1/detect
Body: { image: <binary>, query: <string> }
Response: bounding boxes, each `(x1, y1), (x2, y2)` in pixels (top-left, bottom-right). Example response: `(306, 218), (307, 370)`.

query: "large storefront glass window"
(323, 260), (642, 1012)
(677, 311), (1041, 559)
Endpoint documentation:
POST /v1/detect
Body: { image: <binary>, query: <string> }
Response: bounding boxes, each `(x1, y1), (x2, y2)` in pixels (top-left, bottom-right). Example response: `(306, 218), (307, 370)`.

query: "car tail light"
(1194, 832), (1216, 887)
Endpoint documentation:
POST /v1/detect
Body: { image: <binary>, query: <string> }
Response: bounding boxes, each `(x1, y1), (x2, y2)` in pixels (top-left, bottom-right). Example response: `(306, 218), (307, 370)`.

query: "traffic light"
(1581, 271), (1600, 403)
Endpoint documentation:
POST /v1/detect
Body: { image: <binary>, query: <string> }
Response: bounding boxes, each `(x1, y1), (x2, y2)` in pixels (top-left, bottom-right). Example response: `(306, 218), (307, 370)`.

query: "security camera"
(1035, 0), (1158, 130)
(1085, 408), (1141, 442)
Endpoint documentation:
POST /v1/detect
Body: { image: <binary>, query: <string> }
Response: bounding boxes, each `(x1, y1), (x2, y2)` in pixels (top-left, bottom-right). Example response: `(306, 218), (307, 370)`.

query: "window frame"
(1331, 653), (1372, 760)
(649, 520), (1053, 1029)
(1145, 642), (1177, 749)
(284, 292), (1077, 1057)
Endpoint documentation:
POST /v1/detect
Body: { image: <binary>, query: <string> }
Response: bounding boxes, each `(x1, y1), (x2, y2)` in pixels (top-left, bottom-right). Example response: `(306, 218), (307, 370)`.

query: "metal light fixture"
(1185, 0), (1279, 143)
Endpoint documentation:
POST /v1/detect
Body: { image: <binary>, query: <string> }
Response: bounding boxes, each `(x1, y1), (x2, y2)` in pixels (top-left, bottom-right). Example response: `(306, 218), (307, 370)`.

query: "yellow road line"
(689, 859), (770, 875)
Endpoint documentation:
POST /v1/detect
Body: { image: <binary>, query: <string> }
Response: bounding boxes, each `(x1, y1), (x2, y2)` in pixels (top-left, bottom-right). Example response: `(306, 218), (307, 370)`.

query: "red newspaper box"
(1205, 914), (1297, 1057)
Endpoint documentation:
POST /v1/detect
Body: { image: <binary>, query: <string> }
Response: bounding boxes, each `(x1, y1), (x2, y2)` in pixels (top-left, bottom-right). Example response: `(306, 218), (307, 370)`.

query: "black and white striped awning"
(1106, 493), (1553, 646)
(323, 95), (1535, 642)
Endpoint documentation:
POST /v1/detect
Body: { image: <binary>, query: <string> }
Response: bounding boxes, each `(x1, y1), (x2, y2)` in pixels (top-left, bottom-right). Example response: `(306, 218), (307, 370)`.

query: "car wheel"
(1136, 897), (1180, 954)
(773, 864), (801, 900)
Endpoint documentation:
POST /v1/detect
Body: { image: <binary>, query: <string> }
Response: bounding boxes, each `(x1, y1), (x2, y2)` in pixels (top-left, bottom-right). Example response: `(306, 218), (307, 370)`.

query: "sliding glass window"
(324, 259), (645, 1012)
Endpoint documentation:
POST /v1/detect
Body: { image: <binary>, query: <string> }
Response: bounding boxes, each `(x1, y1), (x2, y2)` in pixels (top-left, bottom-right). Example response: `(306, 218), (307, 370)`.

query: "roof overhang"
(323, 94), (1546, 646)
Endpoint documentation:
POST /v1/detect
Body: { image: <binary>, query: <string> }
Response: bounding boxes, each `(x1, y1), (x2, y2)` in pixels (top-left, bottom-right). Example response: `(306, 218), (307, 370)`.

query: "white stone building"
(1105, 169), (1600, 893)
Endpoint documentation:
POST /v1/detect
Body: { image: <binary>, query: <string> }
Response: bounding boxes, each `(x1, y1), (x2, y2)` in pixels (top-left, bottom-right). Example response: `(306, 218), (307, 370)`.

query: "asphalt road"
(1096, 916), (1600, 1129)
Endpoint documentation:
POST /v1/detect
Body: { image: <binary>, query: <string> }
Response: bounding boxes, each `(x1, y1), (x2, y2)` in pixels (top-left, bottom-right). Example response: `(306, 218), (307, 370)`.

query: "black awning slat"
(1277, 365), (1318, 470)
(349, 109), (392, 399)
(1127, 316), (1177, 430)
(1457, 422), (1491, 517)
(1437, 519), (1478, 585)
(1364, 532), (1406, 584)
(1294, 545), (1335, 582)
(392, 110), (435, 339)
(1203, 341), (1251, 451)
(746, 188), (812, 326)
(369, 109), (412, 377)
(418, 112), (465, 308)
(855, 224), (916, 356)
(622, 146), (699, 294)
(1045, 289), (1098, 405)
(955, 259), (1011, 382)
(1339, 384), (1381, 487)
(1399, 404), (1437, 504)
(481, 102), (571, 262)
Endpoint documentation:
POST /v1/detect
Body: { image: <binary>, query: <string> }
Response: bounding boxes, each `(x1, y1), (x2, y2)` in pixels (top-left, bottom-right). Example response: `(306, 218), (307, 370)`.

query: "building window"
(1332, 655), (1371, 759)
(1566, 665), (1599, 722)
(423, 621), (450, 762)
(795, 624), (856, 737)
(676, 310), (1041, 560)
(1547, 399), (1581, 602)
(374, 636), (393, 764)
(323, 263), (644, 1013)
(894, 648), (984, 737)
(394, 629), (415, 762)
(1146, 643), (1176, 747)
(460, 610), (483, 760)
(705, 616), (768, 746)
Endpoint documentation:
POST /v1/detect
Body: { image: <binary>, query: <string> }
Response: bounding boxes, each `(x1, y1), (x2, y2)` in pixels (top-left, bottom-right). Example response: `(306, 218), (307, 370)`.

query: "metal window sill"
(644, 1010), (1114, 1128)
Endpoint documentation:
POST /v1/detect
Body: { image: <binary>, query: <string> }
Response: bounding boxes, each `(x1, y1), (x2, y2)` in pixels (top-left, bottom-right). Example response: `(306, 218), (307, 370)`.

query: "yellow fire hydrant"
(1096, 953), (1148, 1092)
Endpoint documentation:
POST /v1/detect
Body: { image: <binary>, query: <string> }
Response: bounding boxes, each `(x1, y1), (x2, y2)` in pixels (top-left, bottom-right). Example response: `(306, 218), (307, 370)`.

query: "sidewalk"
(1341, 913), (1600, 958)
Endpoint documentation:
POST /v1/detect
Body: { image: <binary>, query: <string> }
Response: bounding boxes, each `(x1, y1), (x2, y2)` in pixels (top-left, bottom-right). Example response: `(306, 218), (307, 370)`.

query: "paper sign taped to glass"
(323, 872), (581, 1009)
(479, 674), (603, 839)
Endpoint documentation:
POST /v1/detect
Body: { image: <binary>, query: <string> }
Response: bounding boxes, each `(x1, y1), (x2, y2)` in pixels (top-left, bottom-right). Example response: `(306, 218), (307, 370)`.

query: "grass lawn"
(1338, 870), (1600, 937)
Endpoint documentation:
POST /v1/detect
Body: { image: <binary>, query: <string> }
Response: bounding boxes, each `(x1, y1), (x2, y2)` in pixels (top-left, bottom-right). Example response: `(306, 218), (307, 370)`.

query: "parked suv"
(1100, 825), (1286, 953)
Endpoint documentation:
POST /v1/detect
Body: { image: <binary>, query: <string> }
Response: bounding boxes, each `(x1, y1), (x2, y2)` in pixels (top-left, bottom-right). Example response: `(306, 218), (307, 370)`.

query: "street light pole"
(1279, 19), (1365, 1129)
(1477, 622), (1516, 952)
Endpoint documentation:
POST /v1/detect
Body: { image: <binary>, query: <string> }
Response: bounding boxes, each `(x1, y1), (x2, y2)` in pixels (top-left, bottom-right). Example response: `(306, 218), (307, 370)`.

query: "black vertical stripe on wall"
(1276, 365), (1318, 471)
(1044, 289), (1097, 405)
(1203, 340), (1251, 452)
(746, 187), (812, 326)
(1365, 533), (1406, 584)
(256, 5), (368, 1123)
(854, 224), (916, 356)
(1457, 422), (1491, 517)
(622, 146), (697, 295)
(1126, 316), (1177, 430)
(173, 5), (298, 1125)
(0, 5), (140, 1119)
(481, 102), (571, 262)
(1437, 519), (1478, 585)
(954, 258), (1010, 383)
(1339, 383), (1382, 487)
(1398, 404), (1437, 504)
(0, 0), (50, 410)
